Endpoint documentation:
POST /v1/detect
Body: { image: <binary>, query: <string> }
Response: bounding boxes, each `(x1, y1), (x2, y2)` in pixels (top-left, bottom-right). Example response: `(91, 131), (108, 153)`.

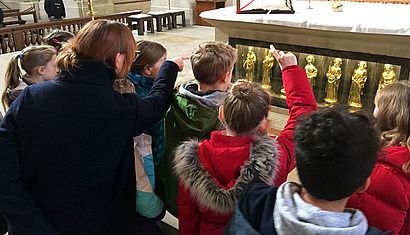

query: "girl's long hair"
(375, 81), (410, 173)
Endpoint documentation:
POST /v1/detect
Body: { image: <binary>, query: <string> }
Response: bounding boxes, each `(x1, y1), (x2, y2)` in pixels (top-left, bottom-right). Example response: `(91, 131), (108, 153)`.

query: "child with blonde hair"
(1, 45), (57, 111)
(173, 46), (317, 235)
(347, 81), (410, 235)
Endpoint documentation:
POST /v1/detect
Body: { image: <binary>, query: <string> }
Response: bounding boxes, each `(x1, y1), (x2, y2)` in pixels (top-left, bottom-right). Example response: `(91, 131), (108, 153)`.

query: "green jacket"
(156, 86), (223, 217)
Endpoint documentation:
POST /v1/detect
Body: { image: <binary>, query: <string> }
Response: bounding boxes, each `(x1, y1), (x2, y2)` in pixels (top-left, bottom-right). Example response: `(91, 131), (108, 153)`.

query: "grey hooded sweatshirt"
(274, 182), (368, 235)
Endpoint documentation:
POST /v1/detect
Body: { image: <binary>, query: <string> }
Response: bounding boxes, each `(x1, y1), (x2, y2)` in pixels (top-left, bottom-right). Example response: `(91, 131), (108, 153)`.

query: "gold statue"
(262, 49), (274, 88)
(325, 58), (343, 104)
(378, 64), (397, 91)
(348, 61), (368, 108)
(305, 55), (318, 89)
(243, 46), (257, 82)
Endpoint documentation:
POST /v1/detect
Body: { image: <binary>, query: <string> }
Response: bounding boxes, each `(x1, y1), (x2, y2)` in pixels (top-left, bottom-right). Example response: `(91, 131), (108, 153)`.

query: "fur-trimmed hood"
(173, 134), (279, 214)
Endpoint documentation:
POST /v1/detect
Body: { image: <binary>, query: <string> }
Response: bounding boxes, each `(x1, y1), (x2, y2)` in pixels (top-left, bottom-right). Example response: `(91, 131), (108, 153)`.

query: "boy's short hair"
(191, 41), (237, 85)
(223, 80), (270, 135)
(294, 107), (380, 201)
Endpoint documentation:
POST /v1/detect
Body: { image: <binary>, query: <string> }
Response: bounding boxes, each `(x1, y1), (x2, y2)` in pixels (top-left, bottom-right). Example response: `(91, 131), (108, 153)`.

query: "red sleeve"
(274, 65), (317, 186)
(177, 182), (200, 235)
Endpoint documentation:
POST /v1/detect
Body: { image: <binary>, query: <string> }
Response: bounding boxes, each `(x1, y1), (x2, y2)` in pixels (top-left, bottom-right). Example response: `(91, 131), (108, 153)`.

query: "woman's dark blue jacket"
(0, 60), (179, 234)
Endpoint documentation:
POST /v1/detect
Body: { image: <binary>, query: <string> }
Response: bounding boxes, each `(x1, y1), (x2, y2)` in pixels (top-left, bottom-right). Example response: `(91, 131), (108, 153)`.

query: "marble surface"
(200, 2), (410, 35)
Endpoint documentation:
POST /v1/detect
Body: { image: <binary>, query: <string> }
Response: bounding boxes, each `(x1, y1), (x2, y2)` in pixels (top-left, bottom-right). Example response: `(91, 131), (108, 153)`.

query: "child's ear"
(356, 177), (371, 194)
(220, 71), (229, 83)
(218, 105), (224, 122)
(143, 66), (151, 76)
(257, 118), (272, 134)
(37, 66), (45, 75)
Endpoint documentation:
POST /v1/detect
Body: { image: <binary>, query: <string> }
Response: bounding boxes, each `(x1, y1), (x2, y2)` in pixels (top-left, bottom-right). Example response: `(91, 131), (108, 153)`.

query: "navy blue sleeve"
(0, 94), (60, 234)
(130, 60), (179, 135)
(239, 182), (278, 235)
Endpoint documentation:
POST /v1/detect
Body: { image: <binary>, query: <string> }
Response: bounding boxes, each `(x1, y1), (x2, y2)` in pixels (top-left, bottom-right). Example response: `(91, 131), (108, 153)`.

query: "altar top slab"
(200, 2), (410, 36)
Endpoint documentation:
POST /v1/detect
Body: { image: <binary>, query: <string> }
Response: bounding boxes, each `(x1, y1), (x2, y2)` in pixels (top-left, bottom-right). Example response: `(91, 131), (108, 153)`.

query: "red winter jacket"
(347, 146), (410, 235)
(173, 65), (317, 235)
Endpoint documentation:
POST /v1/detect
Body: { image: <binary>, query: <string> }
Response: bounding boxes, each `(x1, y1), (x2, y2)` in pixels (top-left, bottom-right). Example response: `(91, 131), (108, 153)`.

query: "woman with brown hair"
(0, 19), (187, 234)
(347, 81), (410, 235)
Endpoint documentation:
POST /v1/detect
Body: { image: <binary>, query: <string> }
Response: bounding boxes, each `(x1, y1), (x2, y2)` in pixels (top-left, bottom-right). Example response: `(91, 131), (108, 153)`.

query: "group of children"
(119, 41), (409, 235)
(1, 25), (409, 235)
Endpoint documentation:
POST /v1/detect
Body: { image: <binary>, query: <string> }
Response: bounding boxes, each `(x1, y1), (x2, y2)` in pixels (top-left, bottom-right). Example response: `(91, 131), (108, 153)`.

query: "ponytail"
(2, 55), (23, 111)
(1, 45), (56, 112)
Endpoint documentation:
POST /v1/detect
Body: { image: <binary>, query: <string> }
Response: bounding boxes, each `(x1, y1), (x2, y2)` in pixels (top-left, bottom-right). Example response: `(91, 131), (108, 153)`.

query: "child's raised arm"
(270, 45), (317, 186)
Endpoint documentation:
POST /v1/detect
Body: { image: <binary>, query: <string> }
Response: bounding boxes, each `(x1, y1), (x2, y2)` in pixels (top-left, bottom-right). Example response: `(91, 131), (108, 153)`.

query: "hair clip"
(19, 53), (23, 59)
(52, 38), (61, 44)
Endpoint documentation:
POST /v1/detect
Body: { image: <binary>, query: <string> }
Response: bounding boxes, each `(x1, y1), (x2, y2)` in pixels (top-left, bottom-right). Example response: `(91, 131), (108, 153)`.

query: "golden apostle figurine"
(305, 55), (318, 89)
(262, 49), (274, 88)
(325, 58), (343, 104)
(378, 64), (397, 91)
(243, 46), (257, 82)
(348, 61), (368, 108)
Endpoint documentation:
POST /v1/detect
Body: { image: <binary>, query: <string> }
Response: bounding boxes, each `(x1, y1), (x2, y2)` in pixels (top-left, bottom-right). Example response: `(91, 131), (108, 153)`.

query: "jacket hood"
(179, 82), (226, 108)
(127, 73), (154, 97)
(173, 135), (279, 214)
(378, 146), (410, 179)
(274, 182), (368, 235)
(169, 91), (221, 136)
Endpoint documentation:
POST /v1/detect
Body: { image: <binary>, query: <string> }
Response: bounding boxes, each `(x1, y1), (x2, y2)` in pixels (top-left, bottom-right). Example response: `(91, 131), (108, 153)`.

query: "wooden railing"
(0, 10), (142, 54)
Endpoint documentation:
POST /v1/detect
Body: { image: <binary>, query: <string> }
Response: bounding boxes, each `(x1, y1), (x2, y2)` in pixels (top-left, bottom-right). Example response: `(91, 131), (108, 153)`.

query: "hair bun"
(231, 79), (253, 100)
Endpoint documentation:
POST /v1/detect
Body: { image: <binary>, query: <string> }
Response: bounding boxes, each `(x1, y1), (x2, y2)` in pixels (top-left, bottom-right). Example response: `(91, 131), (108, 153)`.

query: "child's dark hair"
(43, 29), (74, 52)
(294, 106), (380, 201)
(130, 40), (166, 75)
(223, 80), (270, 135)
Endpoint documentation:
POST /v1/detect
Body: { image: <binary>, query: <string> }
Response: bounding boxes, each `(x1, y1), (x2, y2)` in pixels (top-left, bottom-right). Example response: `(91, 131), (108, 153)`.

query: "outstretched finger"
(180, 56), (190, 60)
(270, 45), (281, 59)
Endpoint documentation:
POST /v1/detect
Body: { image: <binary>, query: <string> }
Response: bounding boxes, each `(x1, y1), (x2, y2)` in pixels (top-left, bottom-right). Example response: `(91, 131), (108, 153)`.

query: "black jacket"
(224, 182), (392, 235)
(44, 0), (66, 19)
(0, 60), (178, 234)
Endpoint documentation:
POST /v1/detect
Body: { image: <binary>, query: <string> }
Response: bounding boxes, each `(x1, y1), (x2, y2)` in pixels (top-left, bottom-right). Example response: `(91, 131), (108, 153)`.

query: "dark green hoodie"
(156, 82), (225, 217)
